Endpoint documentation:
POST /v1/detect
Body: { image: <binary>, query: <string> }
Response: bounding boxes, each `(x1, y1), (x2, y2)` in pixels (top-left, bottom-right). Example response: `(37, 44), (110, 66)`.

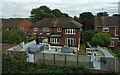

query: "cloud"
(0, 0), (119, 18)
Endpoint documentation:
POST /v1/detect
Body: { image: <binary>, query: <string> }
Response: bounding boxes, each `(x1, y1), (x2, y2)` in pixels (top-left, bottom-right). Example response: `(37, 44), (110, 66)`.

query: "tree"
(52, 9), (63, 17)
(91, 32), (112, 47)
(113, 14), (120, 16)
(30, 6), (69, 23)
(82, 30), (96, 44)
(97, 11), (109, 17)
(2, 30), (27, 44)
(79, 12), (94, 30)
(73, 16), (79, 22)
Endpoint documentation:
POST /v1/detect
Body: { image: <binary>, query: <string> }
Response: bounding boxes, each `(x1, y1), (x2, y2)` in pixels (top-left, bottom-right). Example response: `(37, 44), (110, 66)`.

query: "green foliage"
(30, 6), (69, 23)
(82, 30), (96, 44)
(97, 11), (109, 17)
(2, 30), (27, 44)
(2, 53), (91, 74)
(79, 12), (94, 20)
(112, 48), (120, 58)
(79, 12), (94, 30)
(91, 32), (112, 47)
(113, 14), (120, 16)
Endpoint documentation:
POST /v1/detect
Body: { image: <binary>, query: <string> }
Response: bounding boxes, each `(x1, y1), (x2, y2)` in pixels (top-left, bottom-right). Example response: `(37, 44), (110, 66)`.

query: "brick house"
(34, 18), (82, 47)
(2, 18), (33, 38)
(94, 16), (120, 49)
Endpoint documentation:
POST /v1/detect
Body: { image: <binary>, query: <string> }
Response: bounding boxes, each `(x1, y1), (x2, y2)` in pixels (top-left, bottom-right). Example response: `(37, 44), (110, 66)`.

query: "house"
(94, 16), (120, 49)
(2, 18), (33, 38)
(34, 18), (82, 47)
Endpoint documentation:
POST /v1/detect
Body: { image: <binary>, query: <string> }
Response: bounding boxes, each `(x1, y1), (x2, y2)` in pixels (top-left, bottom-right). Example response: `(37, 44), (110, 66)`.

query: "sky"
(0, 0), (120, 18)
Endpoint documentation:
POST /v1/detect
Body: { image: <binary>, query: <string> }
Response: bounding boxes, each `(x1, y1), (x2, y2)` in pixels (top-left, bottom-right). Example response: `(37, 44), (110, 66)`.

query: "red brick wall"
(97, 27), (115, 35)
(97, 27), (119, 49)
(18, 20), (33, 33)
(49, 28), (81, 47)
(37, 27), (81, 47)
(110, 39), (119, 49)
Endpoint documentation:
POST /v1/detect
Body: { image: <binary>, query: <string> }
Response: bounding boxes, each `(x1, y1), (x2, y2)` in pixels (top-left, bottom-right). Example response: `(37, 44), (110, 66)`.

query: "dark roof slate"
(95, 16), (120, 27)
(34, 18), (82, 28)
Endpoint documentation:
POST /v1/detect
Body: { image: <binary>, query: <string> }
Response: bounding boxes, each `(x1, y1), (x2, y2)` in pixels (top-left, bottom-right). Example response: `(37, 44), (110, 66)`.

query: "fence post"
(54, 54), (55, 65)
(65, 55), (66, 66)
(77, 54), (79, 66)
(43, 53), (45, 64)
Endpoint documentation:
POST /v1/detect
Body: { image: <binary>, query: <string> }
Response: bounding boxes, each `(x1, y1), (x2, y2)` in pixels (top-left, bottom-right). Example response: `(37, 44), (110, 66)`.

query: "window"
(115, 28), (118, 36)
(102, 27), (109, 32)
(34, 27), (38, 32)
(7, 28), (10, 30)
(66, 38), (76, 46)
(109, 41), (114, 47)
(43, 27), (49, 32)
(57, 28), (62, 32)
(65, 29), (75, 34)
(50, 38), (59, 44)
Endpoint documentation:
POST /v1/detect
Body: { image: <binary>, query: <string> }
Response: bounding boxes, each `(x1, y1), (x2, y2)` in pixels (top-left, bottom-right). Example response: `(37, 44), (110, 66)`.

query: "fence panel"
(66, 55), (77, 66)
(35, 53), (43, 63)
(55, 54), (65, 66)
(78, 55), (92, 68)
(44, 53), (54, 65)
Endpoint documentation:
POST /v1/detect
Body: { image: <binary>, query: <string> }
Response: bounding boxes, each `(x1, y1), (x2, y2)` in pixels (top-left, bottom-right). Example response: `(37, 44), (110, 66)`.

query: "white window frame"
(109, 41), (114, 47)
(50, 38), (59, 44)
(115, 28), (118, 36)
(65, 29), (75, 34)
(102, 27), (109, 32)
(34, 27), (38, 32)
(65, 38), (76, 46)
(43, 27), (49, 32)
(57, 28), (62, 32)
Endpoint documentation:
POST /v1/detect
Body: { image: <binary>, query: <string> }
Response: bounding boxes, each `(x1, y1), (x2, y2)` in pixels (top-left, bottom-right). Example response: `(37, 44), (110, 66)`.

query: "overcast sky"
(0, 0), (120, 18)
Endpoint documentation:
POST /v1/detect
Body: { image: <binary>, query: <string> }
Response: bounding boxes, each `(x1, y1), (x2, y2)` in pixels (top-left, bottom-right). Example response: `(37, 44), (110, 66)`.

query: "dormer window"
(57, 28), (62, 32)
(43, 27), (49, 32)
(102, 27), (109, 32)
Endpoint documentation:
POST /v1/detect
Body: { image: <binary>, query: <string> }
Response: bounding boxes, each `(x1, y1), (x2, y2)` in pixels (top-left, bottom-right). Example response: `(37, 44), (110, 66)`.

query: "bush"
(2, 30), (27, 44)
(91, 32), (112, 47)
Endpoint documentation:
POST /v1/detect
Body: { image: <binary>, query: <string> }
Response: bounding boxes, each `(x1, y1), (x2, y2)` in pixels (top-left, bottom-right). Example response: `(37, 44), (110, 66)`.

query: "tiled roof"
(2, 18), (23, 28)
(2, 18), (33, 28)
(34, 18), (82, 28)
(95, 16), (120, 27)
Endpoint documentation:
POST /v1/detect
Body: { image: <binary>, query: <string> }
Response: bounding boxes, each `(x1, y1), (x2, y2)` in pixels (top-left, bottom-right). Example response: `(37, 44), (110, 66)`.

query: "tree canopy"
(82, 30), (96, 44)
(30, 6), (69, 23)
(2, 30), (27, 44)
(97, 11), (109, 17)
(79, 12), (94, 30)
(91, 32), (112, 47)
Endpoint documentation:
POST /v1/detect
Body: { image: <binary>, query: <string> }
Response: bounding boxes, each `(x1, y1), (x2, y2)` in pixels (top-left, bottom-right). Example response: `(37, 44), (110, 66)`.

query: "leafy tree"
(63, 13), (69, 17)
(52, 9), (63, 17)
(82, 30), (96, 44)
(2, 30), (27, 44)
(113, 14), (120, 16)
(30, 6), (69, 23)
(91, 32), (112, 47)
(79, 12), (94, 30)
(97, 11), (109, 17)
(73, 16), (79, 22)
